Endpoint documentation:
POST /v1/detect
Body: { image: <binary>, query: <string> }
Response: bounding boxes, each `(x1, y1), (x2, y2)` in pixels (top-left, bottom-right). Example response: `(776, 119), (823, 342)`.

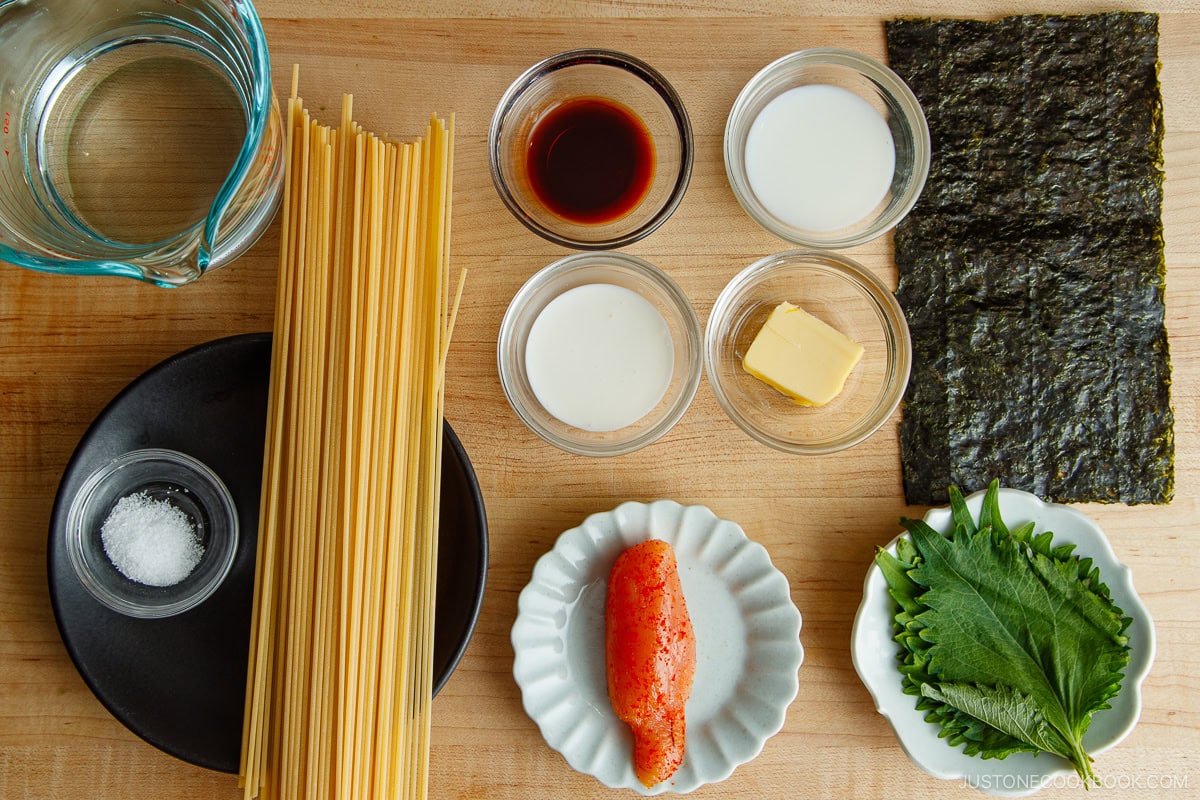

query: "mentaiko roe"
(605, 539), (696, 787)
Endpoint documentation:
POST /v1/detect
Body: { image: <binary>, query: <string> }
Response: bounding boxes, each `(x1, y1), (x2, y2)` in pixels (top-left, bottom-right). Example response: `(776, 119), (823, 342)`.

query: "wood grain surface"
(2, 3), (1198, 799)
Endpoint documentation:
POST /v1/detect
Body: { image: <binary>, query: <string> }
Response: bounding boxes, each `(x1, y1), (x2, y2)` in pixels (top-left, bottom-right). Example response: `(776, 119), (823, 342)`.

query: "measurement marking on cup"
(3, 110), (9, 156)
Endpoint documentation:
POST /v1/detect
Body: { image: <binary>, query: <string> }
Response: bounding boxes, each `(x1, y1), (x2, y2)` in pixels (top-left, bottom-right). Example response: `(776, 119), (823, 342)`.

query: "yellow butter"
(742, 301), (864, 406)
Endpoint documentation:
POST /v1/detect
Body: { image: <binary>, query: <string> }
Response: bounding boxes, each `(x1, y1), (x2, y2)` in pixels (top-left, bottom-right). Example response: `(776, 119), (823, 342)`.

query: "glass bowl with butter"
(704, 250), (911, 454)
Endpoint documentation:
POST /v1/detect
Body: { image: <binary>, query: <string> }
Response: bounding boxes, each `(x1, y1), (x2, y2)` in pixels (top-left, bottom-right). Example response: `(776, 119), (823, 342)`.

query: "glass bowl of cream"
(64, 448), (238, 618)
(724, 48), (930, 249)
(498, 252), (702, 456)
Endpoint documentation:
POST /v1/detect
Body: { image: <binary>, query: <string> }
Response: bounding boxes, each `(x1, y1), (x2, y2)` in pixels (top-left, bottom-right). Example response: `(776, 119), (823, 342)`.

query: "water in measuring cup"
(39, 42), (247, 246)
(0, 0), (281, 284)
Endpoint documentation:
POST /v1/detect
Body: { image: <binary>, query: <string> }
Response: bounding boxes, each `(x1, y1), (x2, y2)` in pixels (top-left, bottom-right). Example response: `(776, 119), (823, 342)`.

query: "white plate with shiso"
(850, 487), (1155, 797)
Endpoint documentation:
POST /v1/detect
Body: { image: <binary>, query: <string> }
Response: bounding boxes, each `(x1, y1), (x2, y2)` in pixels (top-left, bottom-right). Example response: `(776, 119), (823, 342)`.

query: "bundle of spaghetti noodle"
(238, 66), (463, 800)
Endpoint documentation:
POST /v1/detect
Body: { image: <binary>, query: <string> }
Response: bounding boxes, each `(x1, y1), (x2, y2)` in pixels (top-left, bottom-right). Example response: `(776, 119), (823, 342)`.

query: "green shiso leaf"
(921, 682), (1073, 760)
(875, 480), (1133, 784)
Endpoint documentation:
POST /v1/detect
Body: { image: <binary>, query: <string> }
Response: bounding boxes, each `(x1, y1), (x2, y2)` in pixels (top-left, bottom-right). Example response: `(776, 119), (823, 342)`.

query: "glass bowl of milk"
(499, 252), (702, 456)
(705, 251), (912, 454)
(724, 49), (930, 249)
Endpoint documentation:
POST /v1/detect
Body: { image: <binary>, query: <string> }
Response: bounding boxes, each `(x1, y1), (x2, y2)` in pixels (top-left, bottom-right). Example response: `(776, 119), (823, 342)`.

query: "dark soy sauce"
(526, 97), (655, 224)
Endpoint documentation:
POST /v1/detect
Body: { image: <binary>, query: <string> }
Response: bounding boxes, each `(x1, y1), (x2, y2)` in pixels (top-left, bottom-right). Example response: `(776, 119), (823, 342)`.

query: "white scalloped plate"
(512, 500), (803, 794)
(851, 488), (1155, 797)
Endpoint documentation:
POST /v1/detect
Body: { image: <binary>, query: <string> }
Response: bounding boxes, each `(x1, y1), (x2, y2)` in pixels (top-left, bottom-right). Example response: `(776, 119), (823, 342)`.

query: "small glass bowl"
(498, 252), (702, 456)
(705, 250), (911, 454)
(724, 48), (930, 249)
(489, 48), (693, 249)
(65, 448), (239, 618)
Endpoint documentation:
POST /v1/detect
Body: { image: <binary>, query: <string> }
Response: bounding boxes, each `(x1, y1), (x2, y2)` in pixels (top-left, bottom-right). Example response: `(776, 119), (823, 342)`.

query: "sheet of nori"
(886, 13), (1173, 506)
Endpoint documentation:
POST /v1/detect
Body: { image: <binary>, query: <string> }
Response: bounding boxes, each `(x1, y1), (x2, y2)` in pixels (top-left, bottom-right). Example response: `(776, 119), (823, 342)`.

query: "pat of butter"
(742, 302), (864, 406)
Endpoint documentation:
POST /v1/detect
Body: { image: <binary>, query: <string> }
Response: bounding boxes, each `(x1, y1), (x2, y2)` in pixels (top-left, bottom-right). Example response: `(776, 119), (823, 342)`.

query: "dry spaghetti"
(239, 65), (462, 800)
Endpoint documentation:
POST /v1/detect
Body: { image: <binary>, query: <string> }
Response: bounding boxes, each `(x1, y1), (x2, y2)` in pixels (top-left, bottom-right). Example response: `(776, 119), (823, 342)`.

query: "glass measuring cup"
(0, 0), (283, 286)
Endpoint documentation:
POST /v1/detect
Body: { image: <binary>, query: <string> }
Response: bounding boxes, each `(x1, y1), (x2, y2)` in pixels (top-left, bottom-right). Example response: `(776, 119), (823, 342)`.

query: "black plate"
(47, 333), (487, 773)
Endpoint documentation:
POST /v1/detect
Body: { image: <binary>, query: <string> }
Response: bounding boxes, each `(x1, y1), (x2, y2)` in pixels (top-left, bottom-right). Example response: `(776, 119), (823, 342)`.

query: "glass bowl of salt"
(65, 448), (238, 618)
(724, 48), (930, 249)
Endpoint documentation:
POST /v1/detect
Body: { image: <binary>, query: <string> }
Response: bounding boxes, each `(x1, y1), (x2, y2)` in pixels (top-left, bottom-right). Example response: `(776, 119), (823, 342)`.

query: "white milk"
(745, 84), (895, 232)
(525, 283), (674, 432)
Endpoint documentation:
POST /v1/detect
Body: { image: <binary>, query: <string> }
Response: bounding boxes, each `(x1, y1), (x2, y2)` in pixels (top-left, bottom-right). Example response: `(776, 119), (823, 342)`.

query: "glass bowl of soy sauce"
(489, 49), (693, 249)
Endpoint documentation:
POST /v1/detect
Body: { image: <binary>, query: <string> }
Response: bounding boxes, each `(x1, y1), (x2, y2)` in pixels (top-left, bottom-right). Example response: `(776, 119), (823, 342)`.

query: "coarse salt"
(101, 491), (204, 586)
